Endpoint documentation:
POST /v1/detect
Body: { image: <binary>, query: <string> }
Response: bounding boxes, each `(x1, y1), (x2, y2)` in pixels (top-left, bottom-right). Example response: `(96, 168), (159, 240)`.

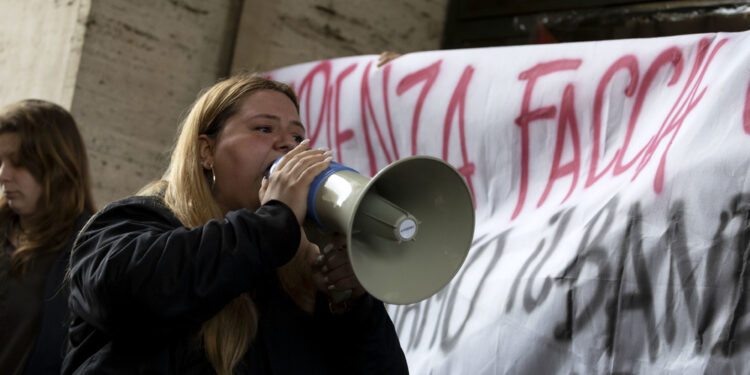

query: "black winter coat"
(21, 214), (89, 375)
(63, 196), (408, 374)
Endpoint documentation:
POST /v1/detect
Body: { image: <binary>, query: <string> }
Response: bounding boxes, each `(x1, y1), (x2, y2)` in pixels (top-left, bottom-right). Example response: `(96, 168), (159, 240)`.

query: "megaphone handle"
(329, 289), (352, 304)
(322, 244), (353, 304)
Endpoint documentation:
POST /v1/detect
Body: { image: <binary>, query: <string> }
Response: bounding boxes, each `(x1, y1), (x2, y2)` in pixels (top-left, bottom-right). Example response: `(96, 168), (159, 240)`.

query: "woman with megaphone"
(63, 75), (408, 375)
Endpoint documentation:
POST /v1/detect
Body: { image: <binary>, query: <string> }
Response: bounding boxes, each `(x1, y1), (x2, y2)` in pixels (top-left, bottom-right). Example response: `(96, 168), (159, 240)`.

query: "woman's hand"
(377, 51), (401, 67)
(311, 233), (365, 313)
(260, 140), (332, 224)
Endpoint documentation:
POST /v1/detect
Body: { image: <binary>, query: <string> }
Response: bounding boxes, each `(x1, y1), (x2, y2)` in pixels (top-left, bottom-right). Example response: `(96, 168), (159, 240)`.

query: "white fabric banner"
(269, 31), (750, 374)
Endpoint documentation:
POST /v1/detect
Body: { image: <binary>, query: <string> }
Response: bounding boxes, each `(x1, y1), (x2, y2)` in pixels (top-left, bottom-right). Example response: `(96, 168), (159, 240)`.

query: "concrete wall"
(69, 0), (242, 205)
(0, 0), (89, 108)
(231, 0), (449, 73)
(0, 0), (448, 206)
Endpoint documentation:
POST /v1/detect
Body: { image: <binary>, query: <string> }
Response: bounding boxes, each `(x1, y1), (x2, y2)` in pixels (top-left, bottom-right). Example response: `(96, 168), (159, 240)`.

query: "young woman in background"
(0, 99), (95, 375)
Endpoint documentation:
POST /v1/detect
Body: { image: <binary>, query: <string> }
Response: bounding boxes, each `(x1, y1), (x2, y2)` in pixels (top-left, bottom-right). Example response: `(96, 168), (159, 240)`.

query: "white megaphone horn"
(270, 155), (475, 305)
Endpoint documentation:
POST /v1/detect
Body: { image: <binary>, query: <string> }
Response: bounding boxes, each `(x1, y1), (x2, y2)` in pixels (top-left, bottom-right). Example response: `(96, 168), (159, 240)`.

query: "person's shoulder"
(104, 195), (169, 212)
(99, 194), (170, 216)
(82, 195), (181, 235)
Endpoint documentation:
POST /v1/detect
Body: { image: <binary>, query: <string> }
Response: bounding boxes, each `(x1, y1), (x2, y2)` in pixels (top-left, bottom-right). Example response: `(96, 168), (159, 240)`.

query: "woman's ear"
(198, 134), (215, 169)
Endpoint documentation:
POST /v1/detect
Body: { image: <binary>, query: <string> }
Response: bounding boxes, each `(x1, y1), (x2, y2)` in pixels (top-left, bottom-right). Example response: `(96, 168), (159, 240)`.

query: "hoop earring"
(208, 163), (216, 190)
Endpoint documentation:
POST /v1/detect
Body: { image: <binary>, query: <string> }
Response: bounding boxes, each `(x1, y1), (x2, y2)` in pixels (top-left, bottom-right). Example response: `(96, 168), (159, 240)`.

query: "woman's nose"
(275, 133), (299, 152)
(0, 163), (11, 182)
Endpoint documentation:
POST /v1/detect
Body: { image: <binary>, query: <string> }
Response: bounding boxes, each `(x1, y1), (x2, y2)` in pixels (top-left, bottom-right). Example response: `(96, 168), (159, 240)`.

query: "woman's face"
(0, 132), (43, 220)
(203, 89), (305, 212)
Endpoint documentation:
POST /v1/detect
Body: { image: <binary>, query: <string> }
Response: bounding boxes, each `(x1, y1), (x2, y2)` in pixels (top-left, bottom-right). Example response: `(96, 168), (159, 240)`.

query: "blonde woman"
(0, 99), (95, 375)
(64, 75), (408, 374)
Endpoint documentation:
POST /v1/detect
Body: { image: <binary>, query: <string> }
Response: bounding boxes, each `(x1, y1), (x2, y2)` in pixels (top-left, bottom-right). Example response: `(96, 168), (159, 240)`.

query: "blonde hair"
(147, 74), (316, 375)
(0, 99), (95, 276)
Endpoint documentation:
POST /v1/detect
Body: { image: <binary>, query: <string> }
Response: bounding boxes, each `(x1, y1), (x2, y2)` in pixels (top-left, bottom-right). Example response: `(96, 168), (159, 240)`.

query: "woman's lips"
(3, 191), (20, 199)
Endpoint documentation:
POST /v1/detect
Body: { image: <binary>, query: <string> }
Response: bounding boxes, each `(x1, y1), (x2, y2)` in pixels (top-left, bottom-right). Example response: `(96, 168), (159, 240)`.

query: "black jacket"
(20, 214), (89, 375)
(63, 196), (408, 374)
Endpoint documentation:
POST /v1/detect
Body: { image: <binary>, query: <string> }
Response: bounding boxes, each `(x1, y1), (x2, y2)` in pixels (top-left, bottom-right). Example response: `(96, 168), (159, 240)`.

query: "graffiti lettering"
(514, 38), (728, 219)
(390, 193), (750, 361)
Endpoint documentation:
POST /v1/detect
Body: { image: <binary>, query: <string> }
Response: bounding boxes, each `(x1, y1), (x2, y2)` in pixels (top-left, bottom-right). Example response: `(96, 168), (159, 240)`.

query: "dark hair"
(0, 99), (95, 276)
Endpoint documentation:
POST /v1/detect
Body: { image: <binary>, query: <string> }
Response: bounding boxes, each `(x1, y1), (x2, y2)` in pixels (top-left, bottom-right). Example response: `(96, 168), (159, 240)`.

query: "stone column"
(1, 0), (243, 206)
(0, 0), (89, 108)
(68, 0), (242, 205)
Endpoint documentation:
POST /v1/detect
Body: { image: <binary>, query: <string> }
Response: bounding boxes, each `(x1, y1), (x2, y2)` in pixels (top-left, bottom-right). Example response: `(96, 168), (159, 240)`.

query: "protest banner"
(269, 31), (750, 374)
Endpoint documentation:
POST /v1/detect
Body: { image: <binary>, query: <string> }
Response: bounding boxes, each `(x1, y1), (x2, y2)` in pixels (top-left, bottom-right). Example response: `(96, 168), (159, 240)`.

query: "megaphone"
(272, 155), (475, 305)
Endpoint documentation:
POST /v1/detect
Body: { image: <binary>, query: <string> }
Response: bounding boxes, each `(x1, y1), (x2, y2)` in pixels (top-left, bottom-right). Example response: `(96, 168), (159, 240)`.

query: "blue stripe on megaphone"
(267, 156), (358, 229)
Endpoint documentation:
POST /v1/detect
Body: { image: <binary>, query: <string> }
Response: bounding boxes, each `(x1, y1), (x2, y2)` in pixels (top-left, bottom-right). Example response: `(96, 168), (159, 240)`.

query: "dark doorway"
(442, 0), (750, 48)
